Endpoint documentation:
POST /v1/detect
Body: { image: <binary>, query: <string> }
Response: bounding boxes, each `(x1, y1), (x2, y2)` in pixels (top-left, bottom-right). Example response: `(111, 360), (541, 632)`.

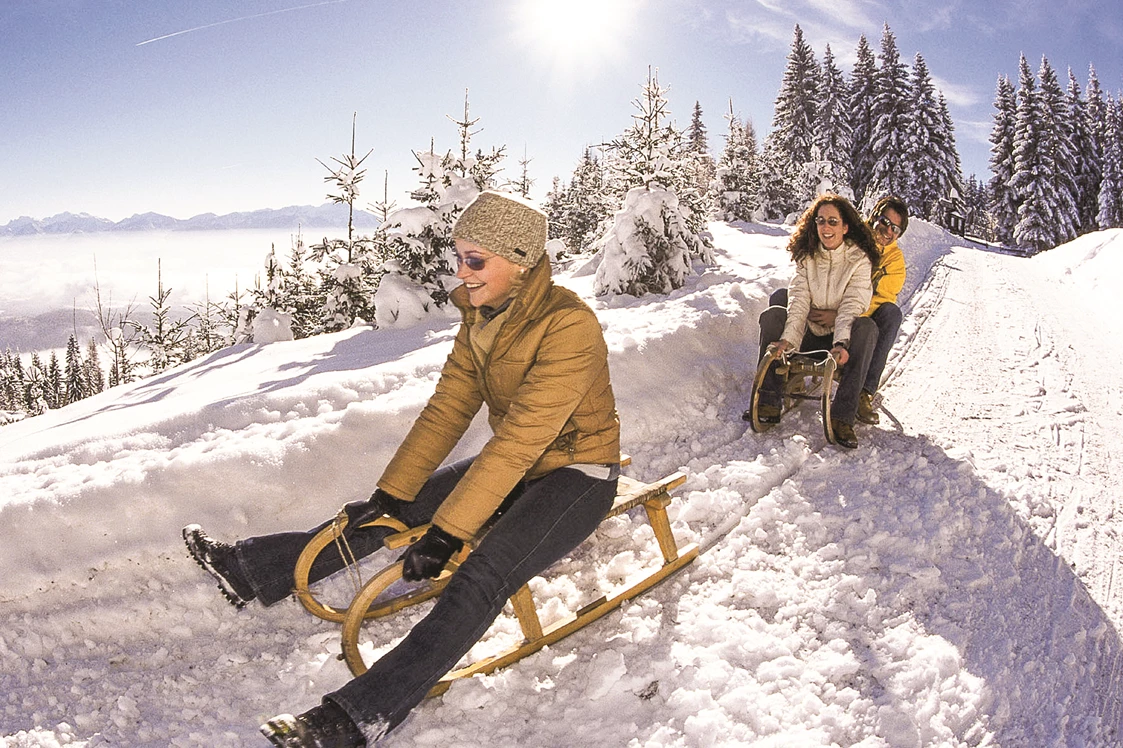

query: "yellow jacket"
(865, 239), (905, 316)
(377, 255), (620, 541)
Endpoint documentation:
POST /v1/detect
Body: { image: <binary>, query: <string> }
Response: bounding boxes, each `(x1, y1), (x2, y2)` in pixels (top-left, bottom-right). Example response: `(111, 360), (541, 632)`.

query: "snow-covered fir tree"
(812, 44), (853, 196)
(45, 352), (62, 410)
(1099, 96), (1123, 229)
(1011, 55), (1061, 252)
(64, 335), (83, 405)
(988, 74), (1018, 245)
(594, 69), (712, 296)
(848, 35), (878, 201)
(934, 94), (964, 220)
(867, 25), (912, 202)
(961, 174), (995, 241)
(1084, 67), (1109, 230)
(759, 25), (820, 218)
(1036, 57), (1080, 245)
(310, 122), (385, 333)
(686, 101), (717, 195)
(134, 261), (192, 374)
(545, 147), (614, 256)
(904, 54), (946, 218)
(82, 339), (105, 398)
(713, 101), (762, 222)
(1066, 70), (1101, 235)
(375, 94), (505, 326)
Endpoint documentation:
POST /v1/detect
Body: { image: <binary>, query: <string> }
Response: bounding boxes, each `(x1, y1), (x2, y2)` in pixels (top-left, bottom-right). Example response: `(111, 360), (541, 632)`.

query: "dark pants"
(864, 302), (902, 394)
(235, 459), (617, 740)
(758, 289), (876, 424)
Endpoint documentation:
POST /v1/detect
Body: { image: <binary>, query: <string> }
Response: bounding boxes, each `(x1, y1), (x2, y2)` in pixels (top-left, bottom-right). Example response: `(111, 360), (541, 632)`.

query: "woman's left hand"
(402, 525), (464, 581)
(831, 345), (849, 366)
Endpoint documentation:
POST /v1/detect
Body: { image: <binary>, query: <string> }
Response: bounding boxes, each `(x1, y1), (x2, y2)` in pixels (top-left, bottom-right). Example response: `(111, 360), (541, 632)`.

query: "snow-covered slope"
(2, 222), (1121, 747)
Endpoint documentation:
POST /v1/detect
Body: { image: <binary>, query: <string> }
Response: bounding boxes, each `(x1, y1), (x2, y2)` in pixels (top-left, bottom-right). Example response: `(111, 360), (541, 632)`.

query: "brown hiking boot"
(857, 390), (880, 425)
(831, 420), (858, 449)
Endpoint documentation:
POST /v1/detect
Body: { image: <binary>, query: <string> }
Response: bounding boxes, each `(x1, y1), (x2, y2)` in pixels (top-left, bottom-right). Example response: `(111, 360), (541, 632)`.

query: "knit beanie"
(452, 191), (548, 268)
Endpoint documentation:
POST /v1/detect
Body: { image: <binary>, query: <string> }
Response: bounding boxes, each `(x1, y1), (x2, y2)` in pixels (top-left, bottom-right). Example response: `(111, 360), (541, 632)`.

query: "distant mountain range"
(0, 204), (384, 236)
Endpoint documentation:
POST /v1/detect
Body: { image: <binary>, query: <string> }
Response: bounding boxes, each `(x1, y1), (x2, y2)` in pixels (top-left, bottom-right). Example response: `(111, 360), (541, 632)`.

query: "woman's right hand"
(769, 340), (792, 356)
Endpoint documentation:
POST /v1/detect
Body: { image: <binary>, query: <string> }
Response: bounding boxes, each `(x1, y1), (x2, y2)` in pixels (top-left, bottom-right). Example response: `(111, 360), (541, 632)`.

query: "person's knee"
(769, 288), (788, 308)
(850, 316), (878, 350)
(759, 305), (786, 329)
(876, 302), (902, 327)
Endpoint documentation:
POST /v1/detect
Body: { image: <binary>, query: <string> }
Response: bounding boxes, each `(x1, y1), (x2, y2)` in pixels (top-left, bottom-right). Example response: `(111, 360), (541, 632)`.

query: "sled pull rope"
(330, 511), (365, 596)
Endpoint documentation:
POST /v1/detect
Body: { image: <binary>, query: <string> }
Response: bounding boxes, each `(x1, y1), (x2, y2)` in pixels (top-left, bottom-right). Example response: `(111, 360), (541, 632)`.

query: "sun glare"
(514, 0), (639, 78)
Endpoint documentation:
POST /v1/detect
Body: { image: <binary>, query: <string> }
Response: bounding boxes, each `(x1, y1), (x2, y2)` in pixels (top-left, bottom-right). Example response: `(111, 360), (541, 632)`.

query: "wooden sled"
(293, 466), (698, 696)
(744, 345), (839, 444)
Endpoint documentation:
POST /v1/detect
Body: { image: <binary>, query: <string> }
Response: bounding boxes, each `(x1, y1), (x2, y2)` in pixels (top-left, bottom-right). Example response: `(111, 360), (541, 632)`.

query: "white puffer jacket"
(781, 239), (873, 348)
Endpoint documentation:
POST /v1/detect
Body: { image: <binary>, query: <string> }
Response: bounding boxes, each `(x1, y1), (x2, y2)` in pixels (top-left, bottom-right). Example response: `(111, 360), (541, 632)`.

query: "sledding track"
(887, 247), (1123, 622)
(634, 241), (1123, 743)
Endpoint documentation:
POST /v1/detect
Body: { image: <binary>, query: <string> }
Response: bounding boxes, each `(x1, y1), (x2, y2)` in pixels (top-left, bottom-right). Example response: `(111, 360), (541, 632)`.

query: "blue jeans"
(328, 464), (616, 738)
(864, 302), (902, 395)
(757, 289), (877, 424)
(234, 459), (617, 739)
(236, 461), (471, 607)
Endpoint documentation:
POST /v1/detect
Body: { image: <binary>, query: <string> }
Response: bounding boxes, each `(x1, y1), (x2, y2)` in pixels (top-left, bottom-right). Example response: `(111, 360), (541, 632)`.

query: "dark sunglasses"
(455, 254), (488, 271)
(874, 214), (902, 236)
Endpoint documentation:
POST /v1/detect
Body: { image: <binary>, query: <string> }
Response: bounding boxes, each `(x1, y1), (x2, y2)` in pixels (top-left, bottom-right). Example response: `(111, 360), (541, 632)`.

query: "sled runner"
(743, 345), (839, 444)
(293, 465), (698, 695)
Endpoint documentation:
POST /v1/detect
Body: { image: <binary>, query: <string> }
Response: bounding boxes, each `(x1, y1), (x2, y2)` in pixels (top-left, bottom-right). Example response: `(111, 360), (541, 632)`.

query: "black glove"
(402, 525), (463, 582)
(343, 489), (405, 528)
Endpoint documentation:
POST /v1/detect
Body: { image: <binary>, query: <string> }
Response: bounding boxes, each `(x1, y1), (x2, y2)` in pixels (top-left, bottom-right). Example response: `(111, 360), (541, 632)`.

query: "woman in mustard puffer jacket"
(183, 191), (621, 746)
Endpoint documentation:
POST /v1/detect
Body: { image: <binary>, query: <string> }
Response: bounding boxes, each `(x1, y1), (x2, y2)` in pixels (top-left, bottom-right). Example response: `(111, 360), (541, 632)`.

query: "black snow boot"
(831, 420), (858, 449)
(182, 524), (255, 608)
(261, 701), (366, 747)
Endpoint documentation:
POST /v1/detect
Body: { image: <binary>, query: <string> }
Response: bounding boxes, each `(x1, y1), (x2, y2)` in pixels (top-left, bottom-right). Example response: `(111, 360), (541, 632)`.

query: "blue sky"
(2, 0), (1122, 224)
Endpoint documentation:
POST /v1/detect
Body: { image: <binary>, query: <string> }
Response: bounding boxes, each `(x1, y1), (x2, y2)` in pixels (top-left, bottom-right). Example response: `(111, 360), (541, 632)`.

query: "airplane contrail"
(136, 0), (352, 47)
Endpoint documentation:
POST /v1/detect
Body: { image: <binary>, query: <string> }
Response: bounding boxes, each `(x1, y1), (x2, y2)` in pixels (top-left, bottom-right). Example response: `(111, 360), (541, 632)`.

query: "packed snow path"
(1, 223), (1121, 746)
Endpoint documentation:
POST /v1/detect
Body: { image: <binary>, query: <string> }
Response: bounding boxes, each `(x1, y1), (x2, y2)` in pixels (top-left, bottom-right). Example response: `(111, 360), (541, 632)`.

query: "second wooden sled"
(295, 470), (698, 698)
(745, 346), (839, 444)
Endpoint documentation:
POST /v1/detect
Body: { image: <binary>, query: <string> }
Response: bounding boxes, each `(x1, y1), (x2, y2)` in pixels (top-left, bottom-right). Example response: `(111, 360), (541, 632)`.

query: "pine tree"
(555, 147), (614, 255)
(83, 339), (105, 397)
(849, 35), (878, 200)
(134, 260), (191, 373)
(186, 280), (232, 353)
(1011, 55), (1058, 252)
(45, 352), (62, 409)
(594, 69), (711, 296)
(686, 101), (717, 195)
(3, 349), (27, 413)
(962, 174), (995, 240)
(65, 334), (84, 405)
(1037, 57), (1080, 244)
(904, 54), (945, 218)
(813, 44), (853, 195)
(311, 117), (385, 333)
(1098, 96), (1123, 229)
(988, 74), (1018, 245)
(934, 93), (964, 217)
(375, 94), (505, 324)
(1067, 70), (1100, 235)
(508, 146), (535, 198)
(714, 101), (762, 222)
(760, 24), (820, 217)
(867, 25), (912, 202)
(26, 353), (47, 415)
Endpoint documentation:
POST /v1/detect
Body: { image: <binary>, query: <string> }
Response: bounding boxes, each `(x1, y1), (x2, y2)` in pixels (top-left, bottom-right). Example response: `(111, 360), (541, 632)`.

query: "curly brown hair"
(787, 195), (880, 266)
